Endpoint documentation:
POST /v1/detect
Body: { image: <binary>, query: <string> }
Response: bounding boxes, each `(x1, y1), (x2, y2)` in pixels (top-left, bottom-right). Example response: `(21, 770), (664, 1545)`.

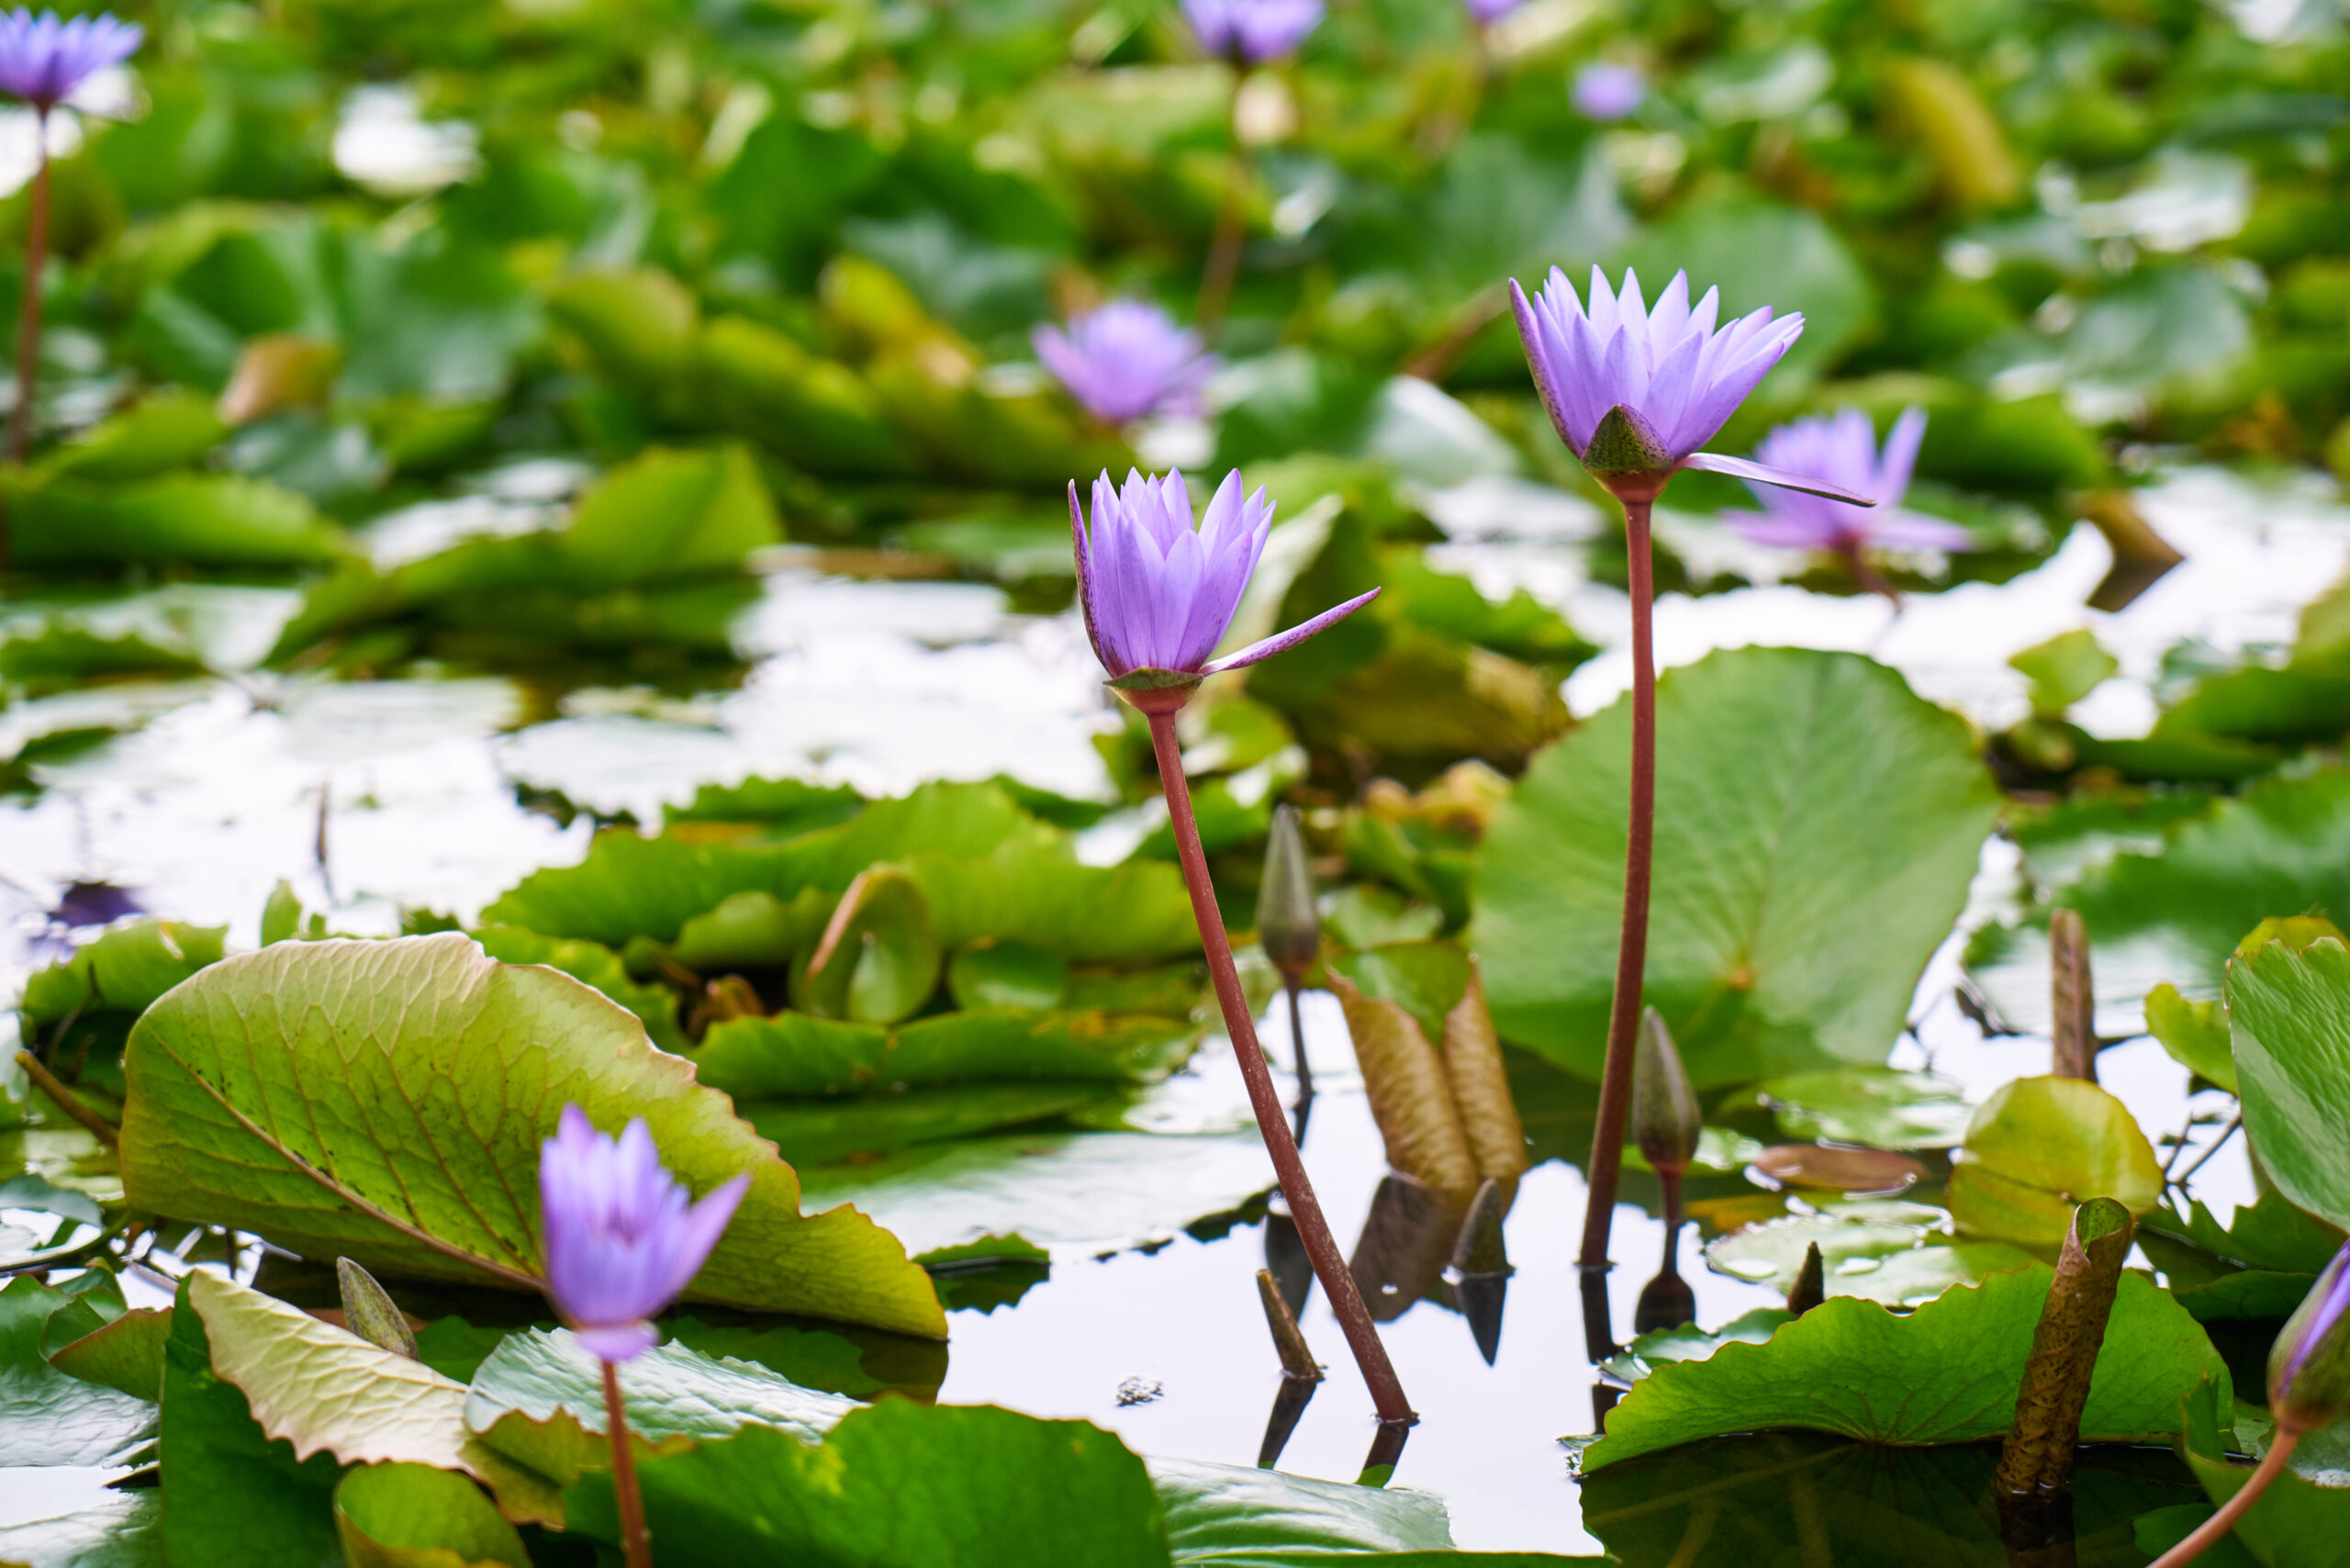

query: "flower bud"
(2268, 1241), (2350, 1432)
(1581, 404), (1678, 501)
(1257, 804), (1320, 977)
(1631, 1005), (1702, 1176)
(336, 1258), (417, 1360)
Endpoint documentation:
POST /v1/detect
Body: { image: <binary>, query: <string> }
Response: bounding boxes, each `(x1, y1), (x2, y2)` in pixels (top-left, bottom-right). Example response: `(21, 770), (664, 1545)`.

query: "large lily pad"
(2223, 935), (2350, 1231)
(1706, 1199), (2038, 1306)
(118, 935), (945, 1337)
(1473, 648), (1999, 1083)
(1579, 1265), (2227, 1471)
(1945, 1076), (2165, 1245)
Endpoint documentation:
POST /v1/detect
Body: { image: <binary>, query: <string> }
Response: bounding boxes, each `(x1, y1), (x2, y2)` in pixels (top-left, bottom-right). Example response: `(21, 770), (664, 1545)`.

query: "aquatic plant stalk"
(7, 109), (46, 468)
(1143, 700), (1414, 1426)
(602, 1360), (652, 1568)
(15, 1048), (116, 1145)
(2049, 907), (2097, 1081)
(1197, 124), (1250, 344)
(2146, 1430), (2300, 1568)
(1577, 495), (1656, 1271)
(1998, 1198), (2134, 1496)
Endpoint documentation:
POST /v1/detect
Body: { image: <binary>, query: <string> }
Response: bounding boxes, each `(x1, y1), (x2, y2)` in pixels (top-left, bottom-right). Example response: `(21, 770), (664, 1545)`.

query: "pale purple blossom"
(1035, 301), (1217, 425)
(1464, 0), (1523, 24)
(1572, 62), (1646, 120)
(538, 1104), (748, 1363)
(1069, 467), (1377, 678)
(1723, 408), (1972, 554)
(1184, 0), (1325, 64)
(0, 9), (139, 110)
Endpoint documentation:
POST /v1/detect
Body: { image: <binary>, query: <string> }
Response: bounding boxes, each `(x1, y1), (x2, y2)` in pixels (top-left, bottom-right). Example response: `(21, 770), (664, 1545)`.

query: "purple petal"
(661, 1173), (751, 1301)
(1511, 278), (1583, 455)
(1719, 509), (1843, 550)
(1866, 510), (1976, 551)
(1203, 588), (1381, 674)
(576, 1322), (659, 1363)
(1680, 451), (1878, 505)
(1069, 481), (1112, 671)
(1874, 405), (1928, 506)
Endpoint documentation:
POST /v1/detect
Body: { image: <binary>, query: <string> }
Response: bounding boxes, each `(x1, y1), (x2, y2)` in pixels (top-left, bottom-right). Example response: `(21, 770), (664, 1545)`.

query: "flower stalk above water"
(0, 8), (139, 473)
(2148, 1239), (2350, 1568)
(1510, 266), (1861, 1278)
(1185, 1), (1320, 341)
(1069, 467), (1409, 1428)
(1258, 801), (1320, 1114)
(539, 1105), (749, 1568)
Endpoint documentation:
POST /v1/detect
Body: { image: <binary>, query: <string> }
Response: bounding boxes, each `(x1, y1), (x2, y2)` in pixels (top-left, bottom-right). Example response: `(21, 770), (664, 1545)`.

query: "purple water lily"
(1035, 301), (1217, 426)
(538, 1104), (748, 1363)
(0, 8), (139, 109)
(1464, 0), (1523, 24)
(1184, 0), (1325, 64)
(1572, 62), (1646, 120)
(2272, 1240), (2350, 1430)
(1069, 468), (1376, 681)
(1725, 408), (1972, 554)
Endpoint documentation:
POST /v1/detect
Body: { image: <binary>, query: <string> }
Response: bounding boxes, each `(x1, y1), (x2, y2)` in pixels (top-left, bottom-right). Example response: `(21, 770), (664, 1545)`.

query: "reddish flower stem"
(2148, 1425), (2302, 1568)
(602, 1359), (654, 1568)
(9, 114), (48, 471)
(1144, 704), (1415, 1428)
(1577, 496), (1657, 1272)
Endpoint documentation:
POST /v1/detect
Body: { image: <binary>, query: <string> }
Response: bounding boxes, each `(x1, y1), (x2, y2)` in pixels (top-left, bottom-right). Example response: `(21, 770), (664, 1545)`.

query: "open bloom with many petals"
(1572, 62), (1645, 119)
(1724, 408), (1972, 554)
(1070, 468), (1376, 681)
(1183, 0), (1325, 64)
(539, 1104), (749, 1363)
(1035, 301), (1216, 425)
(0, 9), (138, 109)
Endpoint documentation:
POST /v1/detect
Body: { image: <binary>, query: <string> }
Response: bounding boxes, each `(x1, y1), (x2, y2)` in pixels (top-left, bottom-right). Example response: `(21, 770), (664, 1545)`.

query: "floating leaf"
(118, 935), (944, 1337)
(1706, 1199), (2037, 1306)
(0, 1276), (155, 1467)
(334, 1462), (528, 1568)
(1947, 1077), (2164, 1245)
(2224, 935), (2350, 1232)
(792, 870), (943, 1025)
(1752, 1145), (1927, 1194)
(1745, 1067), (1974, 1149)
(1475, 649), (1998, 1084)
(1579, 1266), (2227, 1471)
(694, 1008), (1197, 1099)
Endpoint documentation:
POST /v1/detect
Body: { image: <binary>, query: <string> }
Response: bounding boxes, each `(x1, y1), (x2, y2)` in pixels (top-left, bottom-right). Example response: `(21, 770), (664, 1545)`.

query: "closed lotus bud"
(1631, 1006), (1702, 1176)
(336, 1258), (417, 1360)
(2269, 1241), (2350, 1432)
(1258, 804), (1319, 977)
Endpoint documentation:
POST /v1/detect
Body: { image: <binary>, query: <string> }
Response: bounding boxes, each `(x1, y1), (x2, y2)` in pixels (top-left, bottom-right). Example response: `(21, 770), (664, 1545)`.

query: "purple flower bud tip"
(1069, 467), (1378, 688)
(2271, 1240), (2350, 1431)
(0, 8), (139, 110)
(1035, 301), (1217, 427)
(1511, 264), (1805, 482)
(1183, 0), (1325, 64)
(1723, 407), (1973, 554)
(1572, 62), (1646, 120)
(1463, 0), (1523, 23)
(537, 1103), (749, 1364)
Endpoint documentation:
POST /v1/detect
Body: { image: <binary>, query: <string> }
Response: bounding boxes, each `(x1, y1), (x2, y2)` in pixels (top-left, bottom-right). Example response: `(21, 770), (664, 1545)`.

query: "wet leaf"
(2223, 935), (2350, 1231)
(118, 935), (945, 1336)
(1752, 1144), (1928, 1194)
(1947, 1077), (2164, 1245)
(0, 1276), (155, 1468)
(1476, 648), (1998, 1084)
(1745, 1067), (1974, 1149)
(1603, 1306), (1795, 1383)
(1580, 1265), (2227, 1471)
(1705, 1199), (2038, 1306)
(333, 1462), (527, 1568)
(1150, 1456), (1453, 1560)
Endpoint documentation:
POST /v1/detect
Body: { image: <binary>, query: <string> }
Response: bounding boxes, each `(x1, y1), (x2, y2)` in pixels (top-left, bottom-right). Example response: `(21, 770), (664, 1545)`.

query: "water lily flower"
(1510, 265), (1860, 503)
(1184, 0), (1325, 65)
(1464, 0), (1523, 23)
(1724, 408), (1973, 554)
(538, 1104), (748, 1363)
(1572, 62), (1646, 120)
(0, 8), (139, 110)
(1069, 467), (1377, 684)
(1035, 301), (1217, 426)
(2271, 1241), (2350, 1432)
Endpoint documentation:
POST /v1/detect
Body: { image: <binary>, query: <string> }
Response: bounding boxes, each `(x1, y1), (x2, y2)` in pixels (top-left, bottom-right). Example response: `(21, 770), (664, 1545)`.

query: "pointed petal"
(1586, 264), (1618, 339)
(1680, 451), (1878, 505)
(1639, 326), (1707, 454)
(1069, 480), (1112, 672)
(1875, 405), (1928, 506)
(1650, 271), (1692, 355)
(1617, 268), (1650, 370)
(1510, 278), (1583, 455)
(1203, 588), (1381, 674)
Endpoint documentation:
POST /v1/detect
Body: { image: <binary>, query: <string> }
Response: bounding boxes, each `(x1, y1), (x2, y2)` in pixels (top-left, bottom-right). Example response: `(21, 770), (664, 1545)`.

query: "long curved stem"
(602, 1359), (653, 1568)
(2148, 1426), (2301, 1568)
(1147, 709), (1414, 1427)
(9, 112), (49, 469)
(1578, 498), (1657, 1271)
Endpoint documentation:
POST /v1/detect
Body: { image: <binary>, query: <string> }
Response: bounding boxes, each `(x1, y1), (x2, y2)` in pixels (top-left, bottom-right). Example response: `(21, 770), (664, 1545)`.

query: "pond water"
(1, 458), (2324, 1554)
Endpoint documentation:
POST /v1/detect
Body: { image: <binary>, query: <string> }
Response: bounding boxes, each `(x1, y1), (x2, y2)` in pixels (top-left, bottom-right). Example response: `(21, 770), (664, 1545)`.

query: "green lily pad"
(1603, 1306), (1796, 1383)
(1743, 1067), (1975, 1150)
(21, 919), (229, 1026)
(1579, 1265), (2228, 1471)
(1474, 648), (1999, 1084)
(791, 869), (942, 1025)
(1705, 1199), (2038, 1306)
(0, 1276), (156, 1468)
(2224, 935), (2350, 1231)
(1946, 1076), (2164, 1245)
(467, 924), (686, 1054)
(948, 938), (1071, 1011)
(1965, 768), (2350, 1037)
(741, 1081), (1115, 1167)
(118, 935), (945, 1337)
(333, 1462), (528, 1568)
(694, 1008), (1199, 1099)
